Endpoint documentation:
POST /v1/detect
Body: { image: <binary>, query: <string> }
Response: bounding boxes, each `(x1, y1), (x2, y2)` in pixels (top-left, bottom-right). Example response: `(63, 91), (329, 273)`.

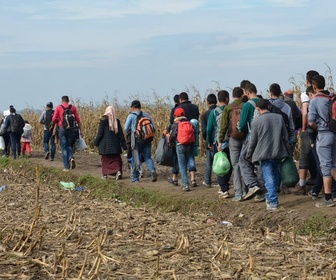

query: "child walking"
(21, 120), (33, 157)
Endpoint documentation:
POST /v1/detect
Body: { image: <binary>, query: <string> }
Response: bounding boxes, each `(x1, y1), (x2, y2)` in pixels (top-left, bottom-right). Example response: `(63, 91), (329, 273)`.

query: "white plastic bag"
(75, 135), (87, 151)
(0, 136), (5, 150)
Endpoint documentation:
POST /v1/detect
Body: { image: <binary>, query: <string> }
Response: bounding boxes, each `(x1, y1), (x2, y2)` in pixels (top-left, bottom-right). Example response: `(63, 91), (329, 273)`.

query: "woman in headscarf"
(94, 105), (127, 179)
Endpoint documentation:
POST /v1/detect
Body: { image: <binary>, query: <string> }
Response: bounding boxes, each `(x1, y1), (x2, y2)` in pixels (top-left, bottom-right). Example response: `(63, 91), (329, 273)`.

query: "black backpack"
(10, 114), (24, 133)
(45, 109), (54, 129)
(268, 103), (291, 136)
(61, 105), (76, 129)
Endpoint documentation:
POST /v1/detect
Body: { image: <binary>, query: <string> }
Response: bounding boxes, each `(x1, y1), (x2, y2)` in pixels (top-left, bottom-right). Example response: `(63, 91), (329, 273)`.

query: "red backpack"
(177, 120), (195, 145)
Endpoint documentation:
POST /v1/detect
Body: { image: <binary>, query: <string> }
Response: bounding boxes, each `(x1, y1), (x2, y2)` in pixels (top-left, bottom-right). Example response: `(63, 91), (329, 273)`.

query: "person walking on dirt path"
(290, 70), (319, 195)
(94, 105), (127, 180)
(3, 107), (25, 159)
(237, 83), (265, 201)
(201, 93), (217, 188)
(124, 100), (157, 183)
(52, 96), (82, 171)
(206, 90), (232, 198)
(308, 75), (336, 207)
(176, 92), (199, 187)
(217, 87), (247, 201)
(39, 102), (56, 161)
(246, 99), (291, 211)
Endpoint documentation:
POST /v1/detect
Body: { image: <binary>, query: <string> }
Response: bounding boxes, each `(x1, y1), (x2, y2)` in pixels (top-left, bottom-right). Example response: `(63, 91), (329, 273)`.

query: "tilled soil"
(0, 150), (336, 279)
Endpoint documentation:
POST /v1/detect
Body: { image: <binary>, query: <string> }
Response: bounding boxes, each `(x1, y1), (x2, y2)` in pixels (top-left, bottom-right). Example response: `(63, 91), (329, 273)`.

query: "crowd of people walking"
(1, 70), (336, 211)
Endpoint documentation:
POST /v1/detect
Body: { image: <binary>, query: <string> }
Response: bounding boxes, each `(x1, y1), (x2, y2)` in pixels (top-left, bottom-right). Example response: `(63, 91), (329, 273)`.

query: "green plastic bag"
(212, 151), (230, 176)
(281, 157), (299, 187)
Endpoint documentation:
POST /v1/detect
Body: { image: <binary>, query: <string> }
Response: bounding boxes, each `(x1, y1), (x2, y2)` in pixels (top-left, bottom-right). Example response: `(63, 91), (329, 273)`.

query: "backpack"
(177, 120), (195, 145)
(315, 93), (336, 134)
(285, 100), (302, 130)
(133, 112), (155, 143)
(45, 109), (54, 129)
(229, 103), (247, 140)
(22, 125), (32, 138)
(214, 106), (223, 140)
(267, 103), (291, 136)
(10, 114), (23, 133)
(247, 100), (260, 132)
(61, 105), (76, 129)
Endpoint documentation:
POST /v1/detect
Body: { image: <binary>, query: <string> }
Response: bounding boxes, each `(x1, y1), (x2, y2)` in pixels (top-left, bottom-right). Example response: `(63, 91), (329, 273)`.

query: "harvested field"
(0, 152), (336, 279)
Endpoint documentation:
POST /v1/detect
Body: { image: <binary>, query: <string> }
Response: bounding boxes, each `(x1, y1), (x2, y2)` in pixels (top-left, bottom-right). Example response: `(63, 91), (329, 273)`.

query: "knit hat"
(174, 107), (185, 117)
(283, 90), (294, 99)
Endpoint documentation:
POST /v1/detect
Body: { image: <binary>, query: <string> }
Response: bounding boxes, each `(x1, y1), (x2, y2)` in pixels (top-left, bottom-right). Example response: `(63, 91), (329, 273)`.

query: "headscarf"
(103, 105), (118, 133)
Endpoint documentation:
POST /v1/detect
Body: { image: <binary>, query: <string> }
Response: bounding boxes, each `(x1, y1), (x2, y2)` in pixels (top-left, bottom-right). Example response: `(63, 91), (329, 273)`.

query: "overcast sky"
(1, 0), (335, 110)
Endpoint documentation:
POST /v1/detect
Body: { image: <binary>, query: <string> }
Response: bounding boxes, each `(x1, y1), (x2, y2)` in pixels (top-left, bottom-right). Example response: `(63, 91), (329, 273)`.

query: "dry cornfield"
(1, 163), (336, 279)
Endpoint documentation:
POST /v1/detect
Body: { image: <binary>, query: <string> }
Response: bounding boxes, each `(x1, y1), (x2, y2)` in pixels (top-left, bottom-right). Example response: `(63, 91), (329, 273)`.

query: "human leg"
(204, 148), (214, 186)
(176, 145), (190, 190)
(261, 159), (279, 209)
(141, 142), (157, 181)
(229, 138), (245, 198)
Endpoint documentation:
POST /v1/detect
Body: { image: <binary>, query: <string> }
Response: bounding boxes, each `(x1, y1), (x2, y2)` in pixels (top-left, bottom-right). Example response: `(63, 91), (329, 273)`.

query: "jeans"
(9, 131), (22, 159)
(172, 147), (196, 175)
(43, 130), (56, 159)
(58, 127), (74, 169)
(132, 141), (155, 180)
(229, 138), (245, 196)
(176, 144), (193, 187)
(261, 159), (281, 207)
(239, 137), (258, 188)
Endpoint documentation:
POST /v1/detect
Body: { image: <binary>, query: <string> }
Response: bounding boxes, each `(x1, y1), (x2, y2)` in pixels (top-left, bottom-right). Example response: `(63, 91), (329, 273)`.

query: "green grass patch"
(297, 214), (332, 236)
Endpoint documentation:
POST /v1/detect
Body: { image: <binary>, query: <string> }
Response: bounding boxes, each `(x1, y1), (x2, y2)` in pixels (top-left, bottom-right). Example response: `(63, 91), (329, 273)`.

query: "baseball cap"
(174, 107), (185, 117)
(130, 100), (141, 108)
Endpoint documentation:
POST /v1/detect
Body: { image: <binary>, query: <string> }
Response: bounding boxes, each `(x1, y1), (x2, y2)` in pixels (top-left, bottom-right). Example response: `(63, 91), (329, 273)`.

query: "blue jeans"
(261, 159), (281, 207)
(172, 147), (197, 175)
(43, 130), (56, 159)
(132, 141), (155, 180)
(176, 144), (193, 187)
(58, 127), (74, 169)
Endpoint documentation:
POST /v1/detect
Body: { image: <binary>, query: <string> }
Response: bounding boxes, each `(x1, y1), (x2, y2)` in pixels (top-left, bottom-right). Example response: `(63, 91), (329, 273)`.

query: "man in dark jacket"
(4, 107), (25, 159)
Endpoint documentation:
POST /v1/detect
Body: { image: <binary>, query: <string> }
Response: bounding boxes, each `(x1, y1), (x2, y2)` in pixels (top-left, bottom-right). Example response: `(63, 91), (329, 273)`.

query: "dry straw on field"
(1, 164), (336, 279)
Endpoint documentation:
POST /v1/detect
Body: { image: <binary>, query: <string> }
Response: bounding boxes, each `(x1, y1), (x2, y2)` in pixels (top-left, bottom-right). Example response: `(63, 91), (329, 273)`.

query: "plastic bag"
(75, 135), (87, 151)
(212, 151), (230, 176)
(0, 136), (5, 150)
(154, 136), (174, 167)
(280, 157), (299, 187)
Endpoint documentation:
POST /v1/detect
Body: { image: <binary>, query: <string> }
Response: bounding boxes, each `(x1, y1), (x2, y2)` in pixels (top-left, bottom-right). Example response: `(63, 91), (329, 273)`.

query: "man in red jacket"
(52, 95), (82, 171)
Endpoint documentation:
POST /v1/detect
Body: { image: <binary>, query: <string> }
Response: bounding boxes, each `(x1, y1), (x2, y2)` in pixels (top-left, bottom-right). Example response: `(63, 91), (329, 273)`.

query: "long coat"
(94, 117), (126, 155)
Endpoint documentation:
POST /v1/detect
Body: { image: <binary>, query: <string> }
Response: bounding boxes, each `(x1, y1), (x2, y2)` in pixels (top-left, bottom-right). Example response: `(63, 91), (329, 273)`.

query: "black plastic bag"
(154, 136), (174, 167)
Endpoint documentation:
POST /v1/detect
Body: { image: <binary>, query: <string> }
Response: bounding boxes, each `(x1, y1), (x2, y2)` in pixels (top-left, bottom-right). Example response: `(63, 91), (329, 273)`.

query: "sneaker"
(182, 185), (190, 192)
(315, 199), (335, 208)
(266, 204), (279, 211)
(191, 180), (197, 188)
(168, 178), (178, 186)
(101, 175), (108, 180)
(243, 186), (260, 200)
(232, 195), (243, 202)
(70, 158), (76, 170)
(202, 181), (212, 188)
(308, 190), (318, 200)
(62, 168), (70, 172)
(254, 193), (266, 202)
(116, 171), (122, 180)
(151, 171), (157, 182)
(219, 191), (230, 198)
(50, 158), (54, 161)
(139, 171), (144, 178)
(45, 152), (50, 160)
(131, 178), (139, 183)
